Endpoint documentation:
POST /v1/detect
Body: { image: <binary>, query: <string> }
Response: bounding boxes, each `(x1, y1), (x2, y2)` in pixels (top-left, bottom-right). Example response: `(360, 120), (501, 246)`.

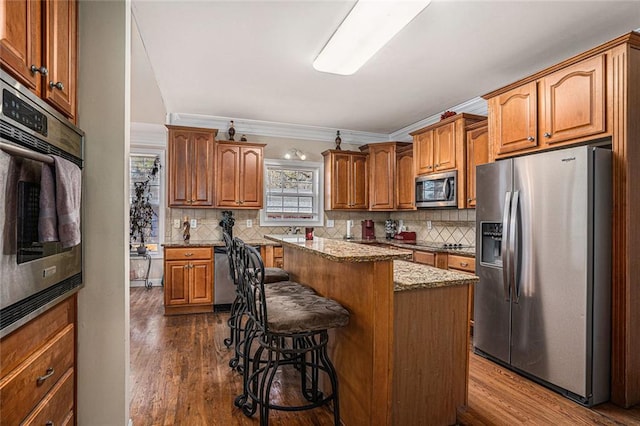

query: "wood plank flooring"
(130, 287), (640, 425)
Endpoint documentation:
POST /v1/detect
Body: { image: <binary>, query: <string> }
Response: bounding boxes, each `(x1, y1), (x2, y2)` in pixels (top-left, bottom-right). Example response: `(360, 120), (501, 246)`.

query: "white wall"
(77, 1), (130, 424)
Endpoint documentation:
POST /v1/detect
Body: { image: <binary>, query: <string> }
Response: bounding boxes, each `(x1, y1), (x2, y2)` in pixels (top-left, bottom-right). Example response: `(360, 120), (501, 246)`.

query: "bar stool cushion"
(265, 295), (350, 334)
(264, 267), (290, 284)
(264, 280), (316, 297)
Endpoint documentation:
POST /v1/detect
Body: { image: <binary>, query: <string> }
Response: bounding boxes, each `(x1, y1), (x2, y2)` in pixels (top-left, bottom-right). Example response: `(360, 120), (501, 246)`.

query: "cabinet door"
(0, 0), (42, 93)
(433, 122), (456, 171)
(43, 0), (77, 119)
(330, 152), (351, 209)
(168, 131), (192, 206)
(190, 131), (214, 206)
(189, 260), (213, 304)
(369, 145), (395, 210)
(539, 54), (605, 145)
(165, 261), (189, 306)
(413, 131), (433, 175)
(351, 154), (369, 209)
(492, 82), (538, 155)
(239, 147), (263, 208)
(216, 145), (240, 207)
(466, 124), (489, 208)
(396, 151), (414, 210)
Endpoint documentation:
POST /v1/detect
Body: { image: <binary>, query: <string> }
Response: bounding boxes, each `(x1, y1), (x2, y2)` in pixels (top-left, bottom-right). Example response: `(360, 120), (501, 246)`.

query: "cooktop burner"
(441, 243), (473, 249)
(417, 242), (474, 250)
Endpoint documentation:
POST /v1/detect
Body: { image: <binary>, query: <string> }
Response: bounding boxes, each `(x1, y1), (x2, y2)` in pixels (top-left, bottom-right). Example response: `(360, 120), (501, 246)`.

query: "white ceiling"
(131, 0), (640, 136)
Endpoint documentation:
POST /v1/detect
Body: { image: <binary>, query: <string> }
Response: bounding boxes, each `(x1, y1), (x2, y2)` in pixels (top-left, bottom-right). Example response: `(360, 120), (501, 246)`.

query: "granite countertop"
(393, 260), (478, 292)
(349, 238), (476, 257)
(162, 238), (281, 248)
(265, 235), (412, 263)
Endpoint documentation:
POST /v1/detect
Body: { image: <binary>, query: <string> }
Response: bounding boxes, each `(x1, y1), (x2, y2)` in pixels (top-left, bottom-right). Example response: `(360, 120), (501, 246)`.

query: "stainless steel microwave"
(415, 170), (457, 208)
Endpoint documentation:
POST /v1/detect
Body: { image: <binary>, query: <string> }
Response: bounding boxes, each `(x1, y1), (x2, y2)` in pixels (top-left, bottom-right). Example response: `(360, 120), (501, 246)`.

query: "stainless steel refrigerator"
(474, 145), (611, 406)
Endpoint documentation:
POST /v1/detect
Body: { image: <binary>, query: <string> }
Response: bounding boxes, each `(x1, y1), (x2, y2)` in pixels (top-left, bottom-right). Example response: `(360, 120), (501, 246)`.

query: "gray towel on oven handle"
(53, 156), (81, 248)
(38, 162), (58, 242)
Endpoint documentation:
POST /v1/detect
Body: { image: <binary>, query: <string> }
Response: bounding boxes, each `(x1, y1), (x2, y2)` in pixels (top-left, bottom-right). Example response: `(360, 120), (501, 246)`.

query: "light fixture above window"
(313, 0), (431, 76)
(284, 148), (307, 161)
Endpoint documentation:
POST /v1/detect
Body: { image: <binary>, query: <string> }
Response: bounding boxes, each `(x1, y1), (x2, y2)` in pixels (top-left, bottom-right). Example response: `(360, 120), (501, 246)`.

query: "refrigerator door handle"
(501, 191), (512, 301)
(509, 191), (520, 303)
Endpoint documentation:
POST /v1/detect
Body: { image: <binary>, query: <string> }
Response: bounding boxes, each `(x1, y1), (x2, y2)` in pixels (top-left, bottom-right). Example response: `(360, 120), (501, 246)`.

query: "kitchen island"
(265, 235), (478, 426)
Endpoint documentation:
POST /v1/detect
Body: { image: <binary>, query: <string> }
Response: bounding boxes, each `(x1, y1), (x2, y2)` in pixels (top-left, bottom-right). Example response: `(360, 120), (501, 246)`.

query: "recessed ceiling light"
(313, 0), (432, 76)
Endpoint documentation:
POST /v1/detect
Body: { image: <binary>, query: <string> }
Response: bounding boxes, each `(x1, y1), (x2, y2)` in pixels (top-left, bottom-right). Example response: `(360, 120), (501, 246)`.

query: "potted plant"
(130, 156), (160, 254)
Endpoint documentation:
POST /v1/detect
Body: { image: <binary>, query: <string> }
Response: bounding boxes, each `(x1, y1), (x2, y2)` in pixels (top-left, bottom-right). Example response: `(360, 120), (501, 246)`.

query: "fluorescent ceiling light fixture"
(313, 0), (431, 75)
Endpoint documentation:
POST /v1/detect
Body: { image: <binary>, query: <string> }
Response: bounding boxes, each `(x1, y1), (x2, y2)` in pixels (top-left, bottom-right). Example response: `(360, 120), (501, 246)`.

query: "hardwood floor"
(130, 287), (640, 425)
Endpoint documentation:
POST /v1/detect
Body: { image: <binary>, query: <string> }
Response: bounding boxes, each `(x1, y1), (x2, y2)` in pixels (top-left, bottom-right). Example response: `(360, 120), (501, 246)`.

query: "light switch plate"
(173, 219), (181, 229)
(427, 220), (432, 230)
(246, 219), (253, 228)
(326, 219), (334, 228)
(190, 219), (197, 229)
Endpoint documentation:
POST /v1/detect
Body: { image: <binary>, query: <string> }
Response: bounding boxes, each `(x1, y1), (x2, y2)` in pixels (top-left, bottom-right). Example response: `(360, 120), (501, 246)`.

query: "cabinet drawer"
(165, 247), (212, 261)
(1, 296), (75, 378)
(22, 368), (74, 426)
(0, 324), (74, 425)
(448, 254), (475, 273)
(413, 250), (435, 266)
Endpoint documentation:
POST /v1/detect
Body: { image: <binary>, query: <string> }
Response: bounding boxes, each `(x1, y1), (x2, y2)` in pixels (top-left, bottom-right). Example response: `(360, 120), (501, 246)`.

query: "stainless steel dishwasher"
(214, 247), (236, 309)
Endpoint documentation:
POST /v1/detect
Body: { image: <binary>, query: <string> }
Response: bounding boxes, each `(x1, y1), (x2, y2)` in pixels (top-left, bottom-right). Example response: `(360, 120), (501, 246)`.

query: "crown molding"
(167, 112), (390, 145)
(130, 122), (167, 148)
(389, 97), (488, 141)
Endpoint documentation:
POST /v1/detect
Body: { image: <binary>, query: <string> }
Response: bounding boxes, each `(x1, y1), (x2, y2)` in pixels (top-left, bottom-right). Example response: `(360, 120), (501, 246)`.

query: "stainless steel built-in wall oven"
(0, 71), (84, 338)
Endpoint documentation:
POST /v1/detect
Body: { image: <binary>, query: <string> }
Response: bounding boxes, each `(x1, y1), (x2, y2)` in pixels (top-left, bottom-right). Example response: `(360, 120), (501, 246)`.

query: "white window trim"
(129, 148), (165, 258)
(260, 158), (324, 227)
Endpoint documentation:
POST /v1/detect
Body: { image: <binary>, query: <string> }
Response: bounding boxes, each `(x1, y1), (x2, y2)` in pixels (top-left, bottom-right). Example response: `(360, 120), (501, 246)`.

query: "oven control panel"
(2, 89), (48, 136)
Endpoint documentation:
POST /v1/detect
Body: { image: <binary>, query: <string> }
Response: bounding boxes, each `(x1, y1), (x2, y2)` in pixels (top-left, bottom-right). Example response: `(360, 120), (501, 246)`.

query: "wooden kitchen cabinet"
(410, 113), (486, 208)
(488, 54), (606, 159)
(359, 142), (413, 210)
(215, 141), (265, 209)
(465, 120), (489, 208)
(261, 245), (284, 269)
(166, 125), (217, 207)
(448, 254), (476, 329)
(164, 247), (214, 315)
(0, 295), (76, 425)
(322, 150), (368, 210)
(0, 0), (77, 120)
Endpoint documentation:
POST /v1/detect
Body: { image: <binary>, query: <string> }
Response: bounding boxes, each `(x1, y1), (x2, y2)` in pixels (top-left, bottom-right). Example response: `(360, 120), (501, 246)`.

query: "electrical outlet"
(173, 219), (181, 229)
(326, 219), (334, 228)
(427, 220), (432, 230)
(246, 219), (253, 228)
(190, 219), (197, 229)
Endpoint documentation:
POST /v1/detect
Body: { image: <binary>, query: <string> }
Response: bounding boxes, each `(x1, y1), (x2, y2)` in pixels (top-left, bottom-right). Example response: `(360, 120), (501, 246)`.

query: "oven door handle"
(443, 177), (454, 200)
(0, 140), (54, 164)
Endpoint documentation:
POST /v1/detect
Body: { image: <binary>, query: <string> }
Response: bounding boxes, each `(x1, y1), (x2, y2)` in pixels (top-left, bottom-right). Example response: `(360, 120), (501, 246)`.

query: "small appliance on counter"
(394, 231), (416, 244)
(344, 220), (354, 240)
(361, 219), (375, 240)
(384, 219), (398, 239)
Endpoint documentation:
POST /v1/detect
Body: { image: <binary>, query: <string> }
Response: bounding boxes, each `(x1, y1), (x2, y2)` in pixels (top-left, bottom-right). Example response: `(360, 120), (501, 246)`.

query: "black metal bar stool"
(233, 243), (349, 426)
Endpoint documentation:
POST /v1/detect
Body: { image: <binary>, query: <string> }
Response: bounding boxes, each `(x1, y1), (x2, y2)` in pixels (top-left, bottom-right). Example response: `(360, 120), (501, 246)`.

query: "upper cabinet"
(411, 113), (486, 209)
(360, 142), (413, 211)
(216, 141), (265, 209)
(322, 150), (368, 210)
(1, 0), (77, 120)
(465, 120), (489, 208)
(166, 125), (217, 208)
(487, 54), (606, 159)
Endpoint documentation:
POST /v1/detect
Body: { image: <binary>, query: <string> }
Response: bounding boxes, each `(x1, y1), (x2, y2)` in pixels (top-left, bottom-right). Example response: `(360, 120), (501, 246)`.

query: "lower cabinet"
(0, 295), (76, 426)
(261, 245), (284, 269)
(164, 247), (214, 315)
(447, 253), (476, 329)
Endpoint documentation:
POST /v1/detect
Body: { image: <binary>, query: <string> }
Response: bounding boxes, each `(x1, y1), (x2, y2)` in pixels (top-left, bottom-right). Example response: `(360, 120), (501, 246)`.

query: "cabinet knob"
(30, 65), (48, 76)
(184, 252), (193, 257)
(544, 132), (551, 138)
(434, 163), (440, 167)
(49, 81), (64, 91)
(460, 262), (469, 267)
(37, 367), (55, 385)
(527, 136), (535, 142)
(427, 166), (433, 170)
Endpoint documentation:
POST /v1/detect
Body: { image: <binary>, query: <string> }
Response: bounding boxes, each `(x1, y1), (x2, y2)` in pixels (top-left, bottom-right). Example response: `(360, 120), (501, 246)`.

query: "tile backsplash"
(165, 208), (476, 246)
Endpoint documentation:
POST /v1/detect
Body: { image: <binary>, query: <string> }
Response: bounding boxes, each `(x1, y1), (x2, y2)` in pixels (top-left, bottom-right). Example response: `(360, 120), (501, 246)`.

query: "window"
(260, 159), (324, 227)
(129, 151), (164, 253)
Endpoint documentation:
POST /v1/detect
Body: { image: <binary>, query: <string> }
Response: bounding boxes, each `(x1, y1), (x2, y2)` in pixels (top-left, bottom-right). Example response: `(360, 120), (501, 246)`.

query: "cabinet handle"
(46, 422), (54, 426)
(427, 166), (433, 170)
(37, 367), (55, 385)
(434, 163), (440, 167)
(544, 132), (551, 138)
(30, 65), (48, 76)
(184, 252), (193, 257)
(527, 136), (535, 142)
(460, 262), (469, 267)
(49, 81), (64, 91)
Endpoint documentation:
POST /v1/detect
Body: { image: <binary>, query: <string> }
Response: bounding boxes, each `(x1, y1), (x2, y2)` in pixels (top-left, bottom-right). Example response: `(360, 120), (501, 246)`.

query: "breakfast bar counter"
(265, 235), (478, 426)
